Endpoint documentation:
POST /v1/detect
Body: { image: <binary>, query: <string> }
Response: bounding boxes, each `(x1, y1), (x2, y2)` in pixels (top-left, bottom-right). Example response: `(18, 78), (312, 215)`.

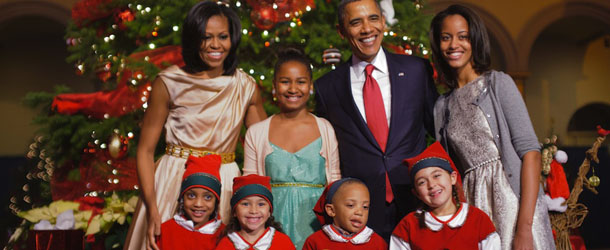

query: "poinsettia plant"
(8, 192), (138, 248)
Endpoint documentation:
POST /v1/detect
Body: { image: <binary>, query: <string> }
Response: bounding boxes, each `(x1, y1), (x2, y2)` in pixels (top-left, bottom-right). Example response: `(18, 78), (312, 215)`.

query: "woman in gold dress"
(124, 2), (266, 250)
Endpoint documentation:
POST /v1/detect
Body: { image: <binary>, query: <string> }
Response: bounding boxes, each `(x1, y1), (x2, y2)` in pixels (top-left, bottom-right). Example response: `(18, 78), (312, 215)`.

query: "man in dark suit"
(314, 0), (438, 241)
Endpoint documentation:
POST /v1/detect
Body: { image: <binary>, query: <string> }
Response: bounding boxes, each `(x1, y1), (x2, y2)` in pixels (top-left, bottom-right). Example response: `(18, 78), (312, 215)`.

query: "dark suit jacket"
(314, 50), (438, 240)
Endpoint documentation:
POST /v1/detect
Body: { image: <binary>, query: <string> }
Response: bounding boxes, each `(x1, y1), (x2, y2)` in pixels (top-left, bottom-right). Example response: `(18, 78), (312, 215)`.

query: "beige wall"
(0, 0), (87, 156)
(527, 34), (610, 146)
(578, 37), (610, 108)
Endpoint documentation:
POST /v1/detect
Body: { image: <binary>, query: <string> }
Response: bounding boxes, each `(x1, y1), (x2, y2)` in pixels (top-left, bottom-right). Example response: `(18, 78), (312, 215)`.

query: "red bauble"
(246, 0), (274, 9)
(118, 9), (134, 22)
(96, 70), (112, 82)
(251, 5), (278, 30)
(275, 0), (293, 22)
(114, 9), (135, 30)
(71, 0), (113, 27)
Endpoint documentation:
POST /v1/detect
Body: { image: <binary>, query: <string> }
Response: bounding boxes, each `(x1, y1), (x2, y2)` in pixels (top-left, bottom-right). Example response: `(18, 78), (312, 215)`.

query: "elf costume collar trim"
(227, 227), (275, 250)
(173, 214), (222, 234)
(423, 202), (469, 231)
(321, 224), (374, 244)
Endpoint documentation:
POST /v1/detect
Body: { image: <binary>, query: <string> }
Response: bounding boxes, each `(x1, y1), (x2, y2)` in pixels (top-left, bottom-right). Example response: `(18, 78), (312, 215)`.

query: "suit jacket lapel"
(386, 51), (406, 152)
(333, 60), (381, 151)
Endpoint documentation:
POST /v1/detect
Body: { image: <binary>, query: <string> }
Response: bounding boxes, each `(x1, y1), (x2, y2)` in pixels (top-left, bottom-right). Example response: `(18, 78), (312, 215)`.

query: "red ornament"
(251, 5), (278, 30)
(118, 9), (134, 22)
(246, 0), (274, 8)
(323, 48), (341, 65)
(71, 0), (113, 27)
(275, 0), (293, 22)
(96, 71), (112, 82)
(246, 0), (315, 28)
(95, 62), (112, 82)
(293, 0), (315, 11)
(115, 9), (135, 30)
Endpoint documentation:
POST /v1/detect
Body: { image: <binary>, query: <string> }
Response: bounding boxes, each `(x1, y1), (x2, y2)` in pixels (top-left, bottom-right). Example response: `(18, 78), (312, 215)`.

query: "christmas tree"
(7, 0), (432, 248)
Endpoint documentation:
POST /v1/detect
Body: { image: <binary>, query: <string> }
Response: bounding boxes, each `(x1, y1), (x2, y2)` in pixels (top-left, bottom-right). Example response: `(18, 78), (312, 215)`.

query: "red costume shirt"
(157, 214), (225, 250)
(216, 227), (295, 250)
(390, 203), (500, 250)
(302, 225), (387, 250)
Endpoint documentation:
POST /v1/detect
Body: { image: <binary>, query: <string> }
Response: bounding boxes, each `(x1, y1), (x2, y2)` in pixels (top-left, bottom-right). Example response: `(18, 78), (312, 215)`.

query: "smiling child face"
(182, 187), (216, 227)
(413, 166), (458, 215)
(233, 195), (271, 234)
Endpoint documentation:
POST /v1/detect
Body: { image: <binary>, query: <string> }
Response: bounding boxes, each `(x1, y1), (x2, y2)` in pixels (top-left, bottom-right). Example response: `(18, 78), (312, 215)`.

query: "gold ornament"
(588, 175), (600, 187)
(108, 133), (123, 159)
(541, 148), (552, 175)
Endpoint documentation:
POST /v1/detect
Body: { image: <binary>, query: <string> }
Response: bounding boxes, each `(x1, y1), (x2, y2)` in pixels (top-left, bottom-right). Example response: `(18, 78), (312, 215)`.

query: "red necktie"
(363, 64), (394, 203)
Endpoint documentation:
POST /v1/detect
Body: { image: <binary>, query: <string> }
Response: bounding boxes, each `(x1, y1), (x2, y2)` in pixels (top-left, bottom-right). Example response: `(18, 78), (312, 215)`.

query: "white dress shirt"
(350, 49), (392, 126)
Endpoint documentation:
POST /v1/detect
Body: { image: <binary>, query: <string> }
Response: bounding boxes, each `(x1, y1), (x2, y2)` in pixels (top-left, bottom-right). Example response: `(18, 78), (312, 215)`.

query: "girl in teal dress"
(243, 48), (341, 249)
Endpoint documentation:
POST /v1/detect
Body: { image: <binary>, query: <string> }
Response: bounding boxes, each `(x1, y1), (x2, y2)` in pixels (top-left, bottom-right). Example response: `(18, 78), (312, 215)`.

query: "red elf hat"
(230, 174), (274, 212)
(180, 154), (222, 200)
(312, 178), (360, 225)
(404, 142), (464, 201)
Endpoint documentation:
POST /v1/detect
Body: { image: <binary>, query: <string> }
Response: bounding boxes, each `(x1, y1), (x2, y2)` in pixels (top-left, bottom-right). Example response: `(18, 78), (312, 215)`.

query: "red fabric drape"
(52, 45), (184, 119)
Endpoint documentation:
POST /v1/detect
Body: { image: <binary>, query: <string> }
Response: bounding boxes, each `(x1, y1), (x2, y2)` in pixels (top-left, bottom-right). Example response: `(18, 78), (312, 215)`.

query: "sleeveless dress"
(265, 137), (326, 250)
(445, 76), (555, 250)
(125, 65), (256, 250)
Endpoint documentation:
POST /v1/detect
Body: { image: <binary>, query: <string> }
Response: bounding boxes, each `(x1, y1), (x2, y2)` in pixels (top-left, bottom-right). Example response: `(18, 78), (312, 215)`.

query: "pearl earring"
(272, 89), (277, 102)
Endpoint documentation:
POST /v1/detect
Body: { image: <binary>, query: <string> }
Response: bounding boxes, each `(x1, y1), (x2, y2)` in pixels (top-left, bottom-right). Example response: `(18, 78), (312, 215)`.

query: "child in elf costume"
(302, 178), (387, 250)
(156, 154), (225, 249)
(390, 142), (501, 250)
(216, 174), (295, 250)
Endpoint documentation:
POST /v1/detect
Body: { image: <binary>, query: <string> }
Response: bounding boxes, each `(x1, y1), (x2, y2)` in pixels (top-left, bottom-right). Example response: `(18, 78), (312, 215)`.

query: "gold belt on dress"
(165, 144), (235, 164)
(270, 183), (324, 188)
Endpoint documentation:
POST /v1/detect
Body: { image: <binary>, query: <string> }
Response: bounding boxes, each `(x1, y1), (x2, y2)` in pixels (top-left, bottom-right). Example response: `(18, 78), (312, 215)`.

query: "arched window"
(568, 102), (610, 132)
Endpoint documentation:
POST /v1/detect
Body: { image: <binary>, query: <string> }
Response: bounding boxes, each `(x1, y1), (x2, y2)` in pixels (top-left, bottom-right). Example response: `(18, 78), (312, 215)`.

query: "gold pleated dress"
(125, 65), (256, 250)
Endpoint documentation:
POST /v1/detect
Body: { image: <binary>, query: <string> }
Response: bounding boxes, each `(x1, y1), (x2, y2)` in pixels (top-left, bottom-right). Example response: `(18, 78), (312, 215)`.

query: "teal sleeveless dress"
(265, 137), (326, 249)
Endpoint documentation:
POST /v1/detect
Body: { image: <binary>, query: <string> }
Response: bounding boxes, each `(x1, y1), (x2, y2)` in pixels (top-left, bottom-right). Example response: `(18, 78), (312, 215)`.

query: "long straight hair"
(429, 4), (490, 89)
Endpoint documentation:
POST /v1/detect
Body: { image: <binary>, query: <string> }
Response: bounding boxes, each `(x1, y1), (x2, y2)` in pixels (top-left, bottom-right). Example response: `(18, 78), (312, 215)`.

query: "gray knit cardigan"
(433, 70), (541, 197)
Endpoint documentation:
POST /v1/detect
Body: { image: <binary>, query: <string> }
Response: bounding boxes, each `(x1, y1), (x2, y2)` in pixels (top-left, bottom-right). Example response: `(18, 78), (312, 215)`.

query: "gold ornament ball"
(589, 175), (601, 187)
(108, 133), (122, 159)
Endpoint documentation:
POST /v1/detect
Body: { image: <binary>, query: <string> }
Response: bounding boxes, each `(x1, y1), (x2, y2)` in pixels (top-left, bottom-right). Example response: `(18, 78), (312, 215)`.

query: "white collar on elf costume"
(422, 202), (469, 231)
(322, 224), (374, 244)
(173, 214), (222, 234)
(227, 227), (276, 250)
